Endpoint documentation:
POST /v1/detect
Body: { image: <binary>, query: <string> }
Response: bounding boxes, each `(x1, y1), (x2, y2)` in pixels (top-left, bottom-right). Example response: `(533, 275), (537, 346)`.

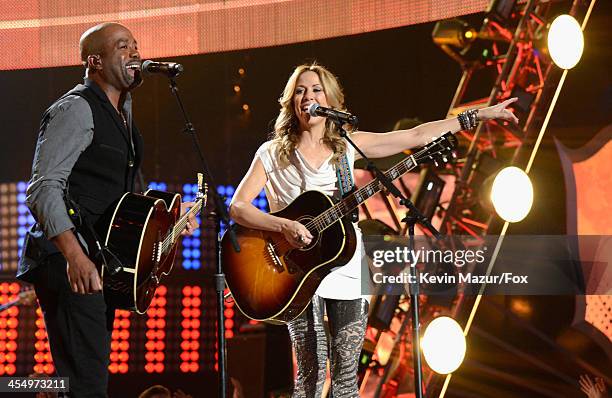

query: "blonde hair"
(272, 63), (349, 165)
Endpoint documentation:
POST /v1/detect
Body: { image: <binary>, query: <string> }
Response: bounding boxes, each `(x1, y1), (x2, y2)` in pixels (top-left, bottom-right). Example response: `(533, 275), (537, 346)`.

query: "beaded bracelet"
(458, 109), (480, 130)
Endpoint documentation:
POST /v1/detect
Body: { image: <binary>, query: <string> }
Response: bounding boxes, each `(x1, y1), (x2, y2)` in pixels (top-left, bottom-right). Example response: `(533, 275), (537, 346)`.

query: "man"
(18, 23), (197, 397)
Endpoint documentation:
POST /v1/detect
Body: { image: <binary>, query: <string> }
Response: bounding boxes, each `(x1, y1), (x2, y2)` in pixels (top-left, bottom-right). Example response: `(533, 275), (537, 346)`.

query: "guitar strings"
(269, 138), (452, 253)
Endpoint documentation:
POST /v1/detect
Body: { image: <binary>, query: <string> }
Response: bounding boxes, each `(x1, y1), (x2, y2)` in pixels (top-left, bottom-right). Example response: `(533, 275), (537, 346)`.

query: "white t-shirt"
(255, 139), (369, 302)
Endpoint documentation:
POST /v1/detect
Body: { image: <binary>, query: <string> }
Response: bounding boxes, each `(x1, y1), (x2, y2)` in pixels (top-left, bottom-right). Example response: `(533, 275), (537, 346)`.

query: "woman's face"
(293, 70), (329, 130)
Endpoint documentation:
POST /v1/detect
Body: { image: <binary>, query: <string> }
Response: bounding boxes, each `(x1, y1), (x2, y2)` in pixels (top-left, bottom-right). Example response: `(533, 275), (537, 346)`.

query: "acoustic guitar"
(100, 174), (207, 313)
(221, 133), (457, 324)
(0, 289), (37, 313)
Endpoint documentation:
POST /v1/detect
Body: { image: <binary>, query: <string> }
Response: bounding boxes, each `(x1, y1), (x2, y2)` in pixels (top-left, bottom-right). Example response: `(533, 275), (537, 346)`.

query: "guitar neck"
(0, 299), (20, 313)
(312, 154), (418, 232)
(171, 199), (204, 241)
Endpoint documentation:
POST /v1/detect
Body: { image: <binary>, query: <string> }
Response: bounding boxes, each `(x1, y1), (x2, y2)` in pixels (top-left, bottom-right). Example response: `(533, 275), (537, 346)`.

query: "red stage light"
(191, 308), (201, 318)
(180, 362), (190, 373)
(119, 352), (129, 362)
(191, 297), (201, 307)
(225, 330), (234, 339)
(145, 352), (155, 362)
(181, 330), (190, 340)
(5, 364), (15, 375)
(148, 308), (157, 317)
(191, 319), (200, 329)
(118, 363), (128, 373)
(146, 319), (156, 329)
(192, 286), (201, 296)
(182, 308), (192, 318)
(119, 330), (129, 340)
(0, 319), (6, 328)
(155, 341), (165, 351)
(7, 307), (18, 317)
(120, 319), (130, 329)
(155, 330), (165, 340)
(0, 353), (5, 362)
(156, 319), (166, 329)
(155, 352), (165, 362)
(190, 330), (200, 340)
(182, 297), (192, 307)
(9, 283), (19, 294)
(181, 341), (190, 350)
(224, 319), (234, 329)
(6, 330), (17, 340)
(189, 362), (199, 372)
(224, 308), (234, 318)
(190, 341), (199, 350)
(111, 341), (120, 351)
(157, 285), (167, 295)
(119, 341), (129, 352)
(157, 308), (167, 318)
(180, 352), (190, 361)
(189, 351), (199, 361)
(108, 363), (118, 373)
(145, 363), (154, 373)
(6, 341), (16, 352)
(6, 353), (15, 363)
(154, 363), (164, 373)
(110, 352), (119, 362)
(182, 286), (192, 296)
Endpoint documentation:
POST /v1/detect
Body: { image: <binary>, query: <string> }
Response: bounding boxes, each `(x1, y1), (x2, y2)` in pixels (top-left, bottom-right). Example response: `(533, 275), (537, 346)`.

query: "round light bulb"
(490, 167), (533, 223)
(547, 14), (584, 69)
(421, 316), (466, 374)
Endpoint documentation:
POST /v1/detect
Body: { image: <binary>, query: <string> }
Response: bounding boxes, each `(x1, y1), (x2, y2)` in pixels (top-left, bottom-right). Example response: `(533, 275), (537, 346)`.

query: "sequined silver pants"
(287, 295), (369, 398)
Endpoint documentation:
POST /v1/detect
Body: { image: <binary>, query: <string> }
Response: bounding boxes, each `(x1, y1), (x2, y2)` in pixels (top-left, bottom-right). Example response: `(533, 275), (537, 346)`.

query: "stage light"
(490, 167), (533, 223)
(432, 19), (475, 49)
(547, 15), (583, 69)
(421, 316), (466, 374)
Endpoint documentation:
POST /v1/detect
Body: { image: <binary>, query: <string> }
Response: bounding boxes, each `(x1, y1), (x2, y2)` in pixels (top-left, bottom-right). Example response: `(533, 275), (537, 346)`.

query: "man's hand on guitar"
(181, 201), (199, 236)
(66, 253), (102, 294)
(282, 220), (313, 248)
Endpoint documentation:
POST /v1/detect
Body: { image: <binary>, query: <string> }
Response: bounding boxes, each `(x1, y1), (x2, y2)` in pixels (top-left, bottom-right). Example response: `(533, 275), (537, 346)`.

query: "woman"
(229, 63), (518, 397)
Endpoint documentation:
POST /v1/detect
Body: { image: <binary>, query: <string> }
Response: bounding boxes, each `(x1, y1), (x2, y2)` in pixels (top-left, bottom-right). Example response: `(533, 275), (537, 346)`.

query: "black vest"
(63, 81), (143, 226)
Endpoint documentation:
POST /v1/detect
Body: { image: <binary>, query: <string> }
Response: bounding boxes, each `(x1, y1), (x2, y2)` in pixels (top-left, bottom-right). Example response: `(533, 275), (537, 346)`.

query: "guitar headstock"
(17, 289), (36, 306)
(196, 173), (208, 208)
(415, 132), (458, 167)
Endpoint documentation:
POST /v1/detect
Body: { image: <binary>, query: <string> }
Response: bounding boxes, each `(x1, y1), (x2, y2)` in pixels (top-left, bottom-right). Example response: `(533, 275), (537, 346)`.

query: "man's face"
(98, 25), (142, 91)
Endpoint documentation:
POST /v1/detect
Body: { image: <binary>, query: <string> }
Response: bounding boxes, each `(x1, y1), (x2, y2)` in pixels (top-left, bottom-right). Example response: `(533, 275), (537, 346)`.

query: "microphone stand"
(168, 77), (240, 398)
(335, 118), (441, 398)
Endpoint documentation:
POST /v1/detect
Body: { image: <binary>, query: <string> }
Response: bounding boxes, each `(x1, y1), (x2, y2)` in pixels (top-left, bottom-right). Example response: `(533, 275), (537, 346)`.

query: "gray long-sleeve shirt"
(26, 86), (133, 240)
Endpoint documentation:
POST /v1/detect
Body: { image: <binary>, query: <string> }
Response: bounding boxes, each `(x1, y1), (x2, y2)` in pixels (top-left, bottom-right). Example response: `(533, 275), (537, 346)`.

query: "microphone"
(307, 103), (358, 126)
(141, 60), (184, 77)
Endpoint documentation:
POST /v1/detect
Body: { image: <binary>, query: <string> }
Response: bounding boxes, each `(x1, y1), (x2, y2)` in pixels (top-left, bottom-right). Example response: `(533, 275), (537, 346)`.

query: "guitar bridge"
(265, 241), (285, 273)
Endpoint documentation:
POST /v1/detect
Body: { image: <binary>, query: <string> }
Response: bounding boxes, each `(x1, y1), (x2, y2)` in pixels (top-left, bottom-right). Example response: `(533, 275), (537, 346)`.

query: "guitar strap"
(63, 186), (123, 275)
(336, 153), (359, 222)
